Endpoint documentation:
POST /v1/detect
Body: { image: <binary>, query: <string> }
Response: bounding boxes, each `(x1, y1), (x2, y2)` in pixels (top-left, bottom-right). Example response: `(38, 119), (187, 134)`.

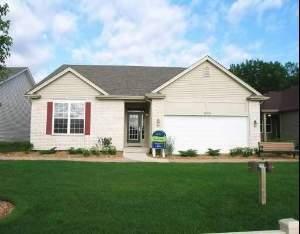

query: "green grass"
(0, 161), (298, 233)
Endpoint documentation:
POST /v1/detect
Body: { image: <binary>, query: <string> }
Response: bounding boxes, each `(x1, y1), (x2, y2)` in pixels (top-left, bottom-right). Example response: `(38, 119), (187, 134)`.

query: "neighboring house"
(261, 85), (299, 146)
(25, 56), (267, 153)
(0, 67), (35, 141)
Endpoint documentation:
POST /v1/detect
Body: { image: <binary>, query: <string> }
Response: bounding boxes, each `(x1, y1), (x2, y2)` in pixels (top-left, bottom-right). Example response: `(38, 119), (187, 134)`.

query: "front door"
(127, 111), (143, 144)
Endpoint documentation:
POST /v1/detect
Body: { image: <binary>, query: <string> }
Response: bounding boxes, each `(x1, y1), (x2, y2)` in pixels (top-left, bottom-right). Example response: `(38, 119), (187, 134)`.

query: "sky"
(2, 0), (299, 81)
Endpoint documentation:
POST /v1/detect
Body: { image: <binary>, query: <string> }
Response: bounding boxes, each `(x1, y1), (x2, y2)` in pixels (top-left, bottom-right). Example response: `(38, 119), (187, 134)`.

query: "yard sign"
(151, 130), (166, 149)
(151, 130), (167, 158)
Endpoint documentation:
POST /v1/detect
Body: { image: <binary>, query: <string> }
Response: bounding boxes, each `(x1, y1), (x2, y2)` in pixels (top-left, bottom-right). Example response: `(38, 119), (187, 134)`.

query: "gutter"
(96, 93), (166, 101)
(247, 95), (270, 101)
(96, 95), (145, 100)
(24, 94), (41, 99)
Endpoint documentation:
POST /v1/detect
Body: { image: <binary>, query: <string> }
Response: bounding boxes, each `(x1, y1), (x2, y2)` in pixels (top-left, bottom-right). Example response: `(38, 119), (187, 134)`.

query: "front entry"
(127, 111), (144, 144)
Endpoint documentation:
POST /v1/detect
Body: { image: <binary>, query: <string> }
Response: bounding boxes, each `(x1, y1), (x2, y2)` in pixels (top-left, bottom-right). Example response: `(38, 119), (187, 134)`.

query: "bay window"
(53, 102), (85, 134)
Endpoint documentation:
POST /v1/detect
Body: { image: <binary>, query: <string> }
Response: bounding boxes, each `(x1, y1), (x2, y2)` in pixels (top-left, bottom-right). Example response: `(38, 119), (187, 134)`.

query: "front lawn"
(0, 161), (298, 233)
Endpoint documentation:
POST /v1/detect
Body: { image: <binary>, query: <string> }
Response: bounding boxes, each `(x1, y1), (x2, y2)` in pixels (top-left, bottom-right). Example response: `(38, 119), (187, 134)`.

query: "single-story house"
(0, 67), (35, 141)
(25, 56), (268, 153)
(261, 85), (299, 147)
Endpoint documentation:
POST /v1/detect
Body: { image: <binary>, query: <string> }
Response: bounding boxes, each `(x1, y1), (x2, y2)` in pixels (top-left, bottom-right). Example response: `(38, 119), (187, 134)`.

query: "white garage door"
(164, 116), (248, 154)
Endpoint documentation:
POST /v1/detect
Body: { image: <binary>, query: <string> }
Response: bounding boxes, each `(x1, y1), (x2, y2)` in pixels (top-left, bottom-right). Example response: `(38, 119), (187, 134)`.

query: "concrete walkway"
(123, 147), (169, 162)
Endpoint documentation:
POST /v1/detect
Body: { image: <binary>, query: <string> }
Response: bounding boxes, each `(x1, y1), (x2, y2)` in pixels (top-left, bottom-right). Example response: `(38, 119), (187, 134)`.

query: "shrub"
(68, 147), (77, 154)
(179, 149), (197, 157)
(242, 147), (253, 157)
(0, 141), (33, 153)
(230, 147), (255, 157)
(82, 149), (91, 157)
(101, 146), (117, 155)
(230, 147), (244, 156)
(39, 147), (56, 155)
(97, 137), (117, 155)
(166, 137), (175, 156)
(207, 148), (220, 156)
(90, 147), (101, 156)
(98, 137), (112, 148)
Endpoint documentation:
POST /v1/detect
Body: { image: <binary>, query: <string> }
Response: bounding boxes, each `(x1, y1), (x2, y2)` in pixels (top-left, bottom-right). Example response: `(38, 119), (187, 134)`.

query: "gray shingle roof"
(34, 64), (186, 96)
(0, 67), (27, 84)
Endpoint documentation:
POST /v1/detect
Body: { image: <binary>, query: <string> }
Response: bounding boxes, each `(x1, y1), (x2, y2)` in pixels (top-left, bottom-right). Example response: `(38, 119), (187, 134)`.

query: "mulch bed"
(0, 200), (14, 219)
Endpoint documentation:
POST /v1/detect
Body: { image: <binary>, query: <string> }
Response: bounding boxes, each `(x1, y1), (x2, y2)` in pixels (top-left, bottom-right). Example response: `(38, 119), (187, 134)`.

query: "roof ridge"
(65, 64), (187, 69)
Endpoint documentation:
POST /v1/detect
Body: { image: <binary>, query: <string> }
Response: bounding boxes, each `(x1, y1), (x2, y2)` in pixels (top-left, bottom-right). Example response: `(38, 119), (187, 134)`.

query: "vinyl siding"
(31, 72), (124, 150)
(160, 61), (252, 116)
(280, 111), (299, 145)
(37, 71), (101, 99)
(248, 101), (261, 148)
(0, 71), (33, 141)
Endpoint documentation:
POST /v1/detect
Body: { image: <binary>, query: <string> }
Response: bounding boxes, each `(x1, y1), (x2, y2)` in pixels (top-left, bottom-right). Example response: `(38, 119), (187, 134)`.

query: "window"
(70, 103), (84, 134)
(260, 115), (272, 134)
(53, 102), (85, 134)
(54, 103), (68, 134)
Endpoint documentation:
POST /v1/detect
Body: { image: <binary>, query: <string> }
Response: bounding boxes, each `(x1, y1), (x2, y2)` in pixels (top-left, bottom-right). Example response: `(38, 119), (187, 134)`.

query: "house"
(0, 67), (35, 141)
(25, 56), (268, 153)
(261, 85), (299, 147)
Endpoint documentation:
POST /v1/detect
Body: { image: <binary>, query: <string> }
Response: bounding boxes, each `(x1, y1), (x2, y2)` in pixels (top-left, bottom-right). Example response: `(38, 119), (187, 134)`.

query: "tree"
(0, 2), (13, 79)
(229, 59), (299, 93)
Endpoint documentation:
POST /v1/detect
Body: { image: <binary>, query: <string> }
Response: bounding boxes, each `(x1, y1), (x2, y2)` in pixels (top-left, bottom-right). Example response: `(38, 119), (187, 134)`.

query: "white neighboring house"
(26, 56), (268, 153)
(0, 67), (35, 141)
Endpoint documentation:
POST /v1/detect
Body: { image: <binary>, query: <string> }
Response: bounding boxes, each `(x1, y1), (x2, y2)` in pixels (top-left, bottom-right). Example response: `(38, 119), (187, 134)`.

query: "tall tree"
(0, 2), (13, 79)
(229, 59), (299, 93)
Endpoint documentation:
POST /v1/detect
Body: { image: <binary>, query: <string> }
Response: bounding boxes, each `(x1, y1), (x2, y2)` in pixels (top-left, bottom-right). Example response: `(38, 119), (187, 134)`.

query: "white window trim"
(52, 100), (86, 136)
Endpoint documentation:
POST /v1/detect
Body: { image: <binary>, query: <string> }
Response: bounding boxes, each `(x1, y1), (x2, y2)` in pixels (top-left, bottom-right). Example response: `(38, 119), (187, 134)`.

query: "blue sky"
(2, 0), (299, 81)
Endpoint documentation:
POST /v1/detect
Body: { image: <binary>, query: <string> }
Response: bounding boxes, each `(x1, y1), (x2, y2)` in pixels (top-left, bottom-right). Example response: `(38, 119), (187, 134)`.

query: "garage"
(164, 116), (249, 154)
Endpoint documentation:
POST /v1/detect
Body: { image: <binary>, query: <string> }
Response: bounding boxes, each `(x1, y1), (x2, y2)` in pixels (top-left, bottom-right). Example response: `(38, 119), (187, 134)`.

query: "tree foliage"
(229, 59), (299, 93)
(0, 2), (13, 79)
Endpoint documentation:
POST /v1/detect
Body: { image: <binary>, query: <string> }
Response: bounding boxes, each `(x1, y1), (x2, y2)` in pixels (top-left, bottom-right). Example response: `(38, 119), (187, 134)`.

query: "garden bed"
(0, 151), (123, 160)
(169, 153), (297, 160)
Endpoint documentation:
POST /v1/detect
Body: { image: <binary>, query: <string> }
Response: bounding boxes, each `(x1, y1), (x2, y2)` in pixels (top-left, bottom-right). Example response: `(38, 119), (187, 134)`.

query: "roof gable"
(152, 56), (261, 95)
(27, 67), (109, 95)
(0, 67), (31, 86)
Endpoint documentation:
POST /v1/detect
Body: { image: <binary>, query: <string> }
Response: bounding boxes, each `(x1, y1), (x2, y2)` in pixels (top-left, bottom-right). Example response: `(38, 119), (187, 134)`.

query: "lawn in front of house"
(0, 161), (298, 233)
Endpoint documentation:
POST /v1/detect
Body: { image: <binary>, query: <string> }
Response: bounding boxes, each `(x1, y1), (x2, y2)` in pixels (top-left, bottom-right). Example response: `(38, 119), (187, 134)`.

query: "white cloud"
(3, 0), (78, 80)
(220, 44), (251, 66)
(7, 44), (52, 67)
(52, 12), (77, 36)
(227, 0), (284, 24)
(72, 0), (212, 67)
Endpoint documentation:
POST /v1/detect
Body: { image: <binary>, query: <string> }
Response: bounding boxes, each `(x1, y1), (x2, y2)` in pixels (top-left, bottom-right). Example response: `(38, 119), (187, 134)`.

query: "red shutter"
(46, 102), (53, 135)
(85, 102), (91, 135)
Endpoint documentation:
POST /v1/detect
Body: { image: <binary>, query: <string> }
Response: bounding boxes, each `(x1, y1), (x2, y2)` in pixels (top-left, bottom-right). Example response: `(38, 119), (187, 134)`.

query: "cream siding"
(160, 61), (251, 116)
(150, 99), (165, 134)
(31, 72), (124, 150)
(37, 72), (101, 99)
(31, 99), (124, 150)
(248, 101), (261, 148)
